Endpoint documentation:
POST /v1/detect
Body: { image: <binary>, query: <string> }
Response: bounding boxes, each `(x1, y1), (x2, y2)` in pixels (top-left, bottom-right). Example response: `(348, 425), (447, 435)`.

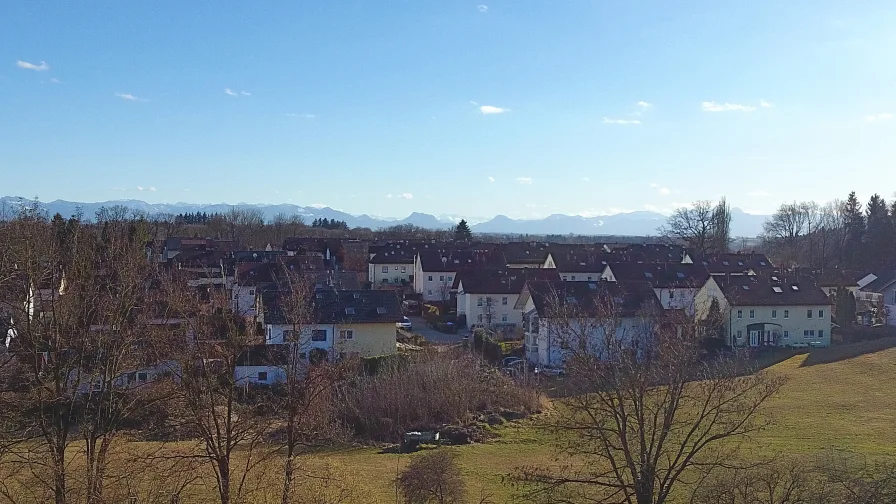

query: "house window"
(502, 297), (508, 305)
(477, 297), (483, 307)
(783, 330), (789, 339)
(562, 276), (567, 281)
(570, 275), (576, 281)
(339, 329), (354, 340)
(784, 310), (789, 319)
(749, 310), (755, 319)
(818, 309), (824, 318)
(772, 309), (777, 319)
(394, 266), (399, 271)
(257, 372), (268, 382)
(736, 330), (743, 340)
(401, 266), (406, 273)
(478, 314), (483, 323)
(311, 329), (327, 342)
(737, 310), (743, 319)
(447, 276), (453, 283)
(818, 329), (825, 339)
(137, 372), (148, 382)
(439, 275), (445, 282)
(428, 275), (433, 281)
(382, 266), (388, 273)
(803, 329), (815, 338)
(248, 289), (255, 296)
(807, 309), (813, 319)
(427, 290), (432, 296)
(282, 329), (295, 342)
(669, 289), (675, 299)
(502, 314), (508, 322)
(587, 276), (592, 281)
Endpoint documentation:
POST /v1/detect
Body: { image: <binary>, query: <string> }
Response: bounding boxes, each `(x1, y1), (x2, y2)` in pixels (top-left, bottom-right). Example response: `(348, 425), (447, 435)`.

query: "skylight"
(742, 285), (750, 290)
(676, 272), (685, 279)
(722, 261), (730, 266)
(345, 307), (355, 315)
(376, 307), (387, 314)
(772, 286), (783, 293)
(772, 276), (779, 282)
(644, 272), (653, 279)
(760, 261), (767, 266)
(791, 285), (799, 291)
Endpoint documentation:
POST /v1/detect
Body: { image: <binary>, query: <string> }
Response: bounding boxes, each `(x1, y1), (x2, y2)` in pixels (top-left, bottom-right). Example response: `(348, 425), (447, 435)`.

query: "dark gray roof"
(716, 273), (830, 307)
(262, 289), (402, 325)
(524, 279), (660, 318)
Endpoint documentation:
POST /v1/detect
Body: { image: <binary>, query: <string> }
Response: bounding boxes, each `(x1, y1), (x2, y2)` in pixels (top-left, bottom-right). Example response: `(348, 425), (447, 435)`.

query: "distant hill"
(0, 197), (769, 237)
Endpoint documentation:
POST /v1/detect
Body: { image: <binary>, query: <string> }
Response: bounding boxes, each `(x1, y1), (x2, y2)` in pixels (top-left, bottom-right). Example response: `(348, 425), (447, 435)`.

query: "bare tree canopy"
(659, 199), (730, 256)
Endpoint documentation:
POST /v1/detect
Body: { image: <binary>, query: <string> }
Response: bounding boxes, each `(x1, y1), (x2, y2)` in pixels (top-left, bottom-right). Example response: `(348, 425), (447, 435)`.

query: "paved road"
(406, 316), (470, 344)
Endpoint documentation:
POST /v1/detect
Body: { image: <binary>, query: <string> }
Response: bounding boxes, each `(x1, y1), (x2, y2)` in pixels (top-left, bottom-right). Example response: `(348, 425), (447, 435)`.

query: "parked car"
(534, 365), (565, 377)
(501, 357), (523, 369)
(396, 316), (413, 331)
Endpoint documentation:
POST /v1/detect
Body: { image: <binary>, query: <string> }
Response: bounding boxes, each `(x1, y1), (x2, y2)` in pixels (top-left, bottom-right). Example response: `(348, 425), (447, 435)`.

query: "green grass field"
(301, 338), (896, 502)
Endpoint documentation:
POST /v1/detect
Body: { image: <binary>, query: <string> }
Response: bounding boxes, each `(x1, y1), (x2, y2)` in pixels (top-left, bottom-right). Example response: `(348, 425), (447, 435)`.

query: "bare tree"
(762, 202), (811, 268)
(659, 200), (728, 256)
(514, 291), (785, 504)
(161, 274), (270, 504)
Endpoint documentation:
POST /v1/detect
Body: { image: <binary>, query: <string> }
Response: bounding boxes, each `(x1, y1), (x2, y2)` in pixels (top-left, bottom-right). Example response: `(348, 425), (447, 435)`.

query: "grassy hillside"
(315, 340), (896, 501)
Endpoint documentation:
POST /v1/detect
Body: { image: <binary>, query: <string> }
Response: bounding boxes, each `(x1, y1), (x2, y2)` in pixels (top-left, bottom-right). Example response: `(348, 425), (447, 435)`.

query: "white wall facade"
(369, 262), (414, 286)
(457, 288), (521, 328)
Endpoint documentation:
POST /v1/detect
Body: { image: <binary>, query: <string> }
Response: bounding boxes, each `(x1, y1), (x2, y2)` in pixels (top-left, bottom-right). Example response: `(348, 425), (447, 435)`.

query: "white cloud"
(386, 194), (393, 199)
(136, 186), (144, 191)
(136, 185), (157, 192)
(649, 183), (660, 188)
(149, 186), (157, 192)
(115, 92), (146, 102)
(582, 177), (590, 182)
(224, 88), (238, 97)
(488, 176), (495, 182)
(603, 117), (641, 125)
(477, 5), (488, 12)
(16, 60), (49, 71)
(49, 78), (61, 84)
(658, 187), (671, 195)
(469, 100), (479, 106)
(760, 99), (774, 108)
(516, 177), (533, 185)
(747, 190), (771, 197)
(637, 101), (652, 109)
(240, 90), (251, 96)
(309, 203), (327, 209)
(701, 101), (756, 112)
(480, 105), (510, 114)
(399, 193), (413, 199)
(866, 113), (893, 122)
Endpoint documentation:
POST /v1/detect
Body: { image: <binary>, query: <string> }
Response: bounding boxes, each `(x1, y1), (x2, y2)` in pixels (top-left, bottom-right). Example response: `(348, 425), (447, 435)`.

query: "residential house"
(259, 289), (401, 359)
(694, 252), (774, 276)
(455, 268), (559, 329)
(544, 249), (612, 282)
(516, 279), (661, 366)
(369, 248), (416, 286)
(858, 271), (896, 325)
(601, 262), (711, 315)
(498, 242), (552, 268)
(695, 273), (832, 348)
(414, 250), (504, 302)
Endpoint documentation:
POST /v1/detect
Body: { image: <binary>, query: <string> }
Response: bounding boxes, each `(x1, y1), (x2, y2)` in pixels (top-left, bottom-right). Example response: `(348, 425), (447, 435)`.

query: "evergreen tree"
(864, 194), (891, 269)
(454, 219), (473, 241)
(843, 191), (864, 267)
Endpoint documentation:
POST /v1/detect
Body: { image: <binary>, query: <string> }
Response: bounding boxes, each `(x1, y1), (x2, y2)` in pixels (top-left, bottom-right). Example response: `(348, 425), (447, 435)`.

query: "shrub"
(396, 451), (465, 504)
(339, 350), (539, 441)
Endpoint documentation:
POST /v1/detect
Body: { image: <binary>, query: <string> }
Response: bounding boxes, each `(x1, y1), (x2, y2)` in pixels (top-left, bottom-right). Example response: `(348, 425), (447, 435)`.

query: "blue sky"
(2, 1), (895, 220)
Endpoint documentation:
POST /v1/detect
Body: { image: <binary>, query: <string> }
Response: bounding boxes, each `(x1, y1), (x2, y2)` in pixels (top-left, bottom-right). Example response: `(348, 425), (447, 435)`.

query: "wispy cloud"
(285, 112), (316, 119)
(477, 5), (488, 12)
(136, 186), (156, 192)
(760, 99), (774, 108)
(488, 176), (495, 183)
(701, 101), (756, 112)
(603, 117), (641, 125)
(399, 193), (413, 199)
(516, 177), (533, 185)
(480, 105), (510, 115)
(637, 101), (652, 109)
(240, 90), (251, 96)
(49, 78), (61, 84)
(16, 60), (49, 71)
(747, 190), (771, 197)
(582, 177), (590, 182)
(649, 183), (673, 195)
(115, 92), (147, 102)
(224, 88), (238, 97)
(866, 113), (893, 122)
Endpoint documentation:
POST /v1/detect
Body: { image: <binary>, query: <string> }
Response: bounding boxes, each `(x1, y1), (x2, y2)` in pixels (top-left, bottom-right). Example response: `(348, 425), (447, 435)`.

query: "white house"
(455, 268), (559, 329)
(414, 251), (480, 302)
(516, 280), (661, 366)
(695, 273), (833, 348)
(601, 263), (711, 315)
(368, 248), (416, 287)
(857, 271), (896, 325)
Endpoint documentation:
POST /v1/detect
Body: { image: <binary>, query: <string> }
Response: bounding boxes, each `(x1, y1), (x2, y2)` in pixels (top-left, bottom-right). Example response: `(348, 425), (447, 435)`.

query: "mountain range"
(0, 197), (769, 237)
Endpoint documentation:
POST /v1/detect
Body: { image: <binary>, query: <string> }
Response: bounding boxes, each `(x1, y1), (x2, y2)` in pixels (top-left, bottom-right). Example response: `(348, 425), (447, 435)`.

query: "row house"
(693, 252), (774, 276)
(601, 262), (711, 315)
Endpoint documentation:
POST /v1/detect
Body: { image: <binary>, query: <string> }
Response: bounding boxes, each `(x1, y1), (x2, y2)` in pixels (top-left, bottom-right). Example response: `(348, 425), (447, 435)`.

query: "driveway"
(406, 316), (469, 345)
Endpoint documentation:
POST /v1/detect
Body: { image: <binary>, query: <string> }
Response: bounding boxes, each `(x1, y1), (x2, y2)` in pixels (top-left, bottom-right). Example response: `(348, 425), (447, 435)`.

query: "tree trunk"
(52, 441), (67, 504)
(218, 459), (231, 504)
